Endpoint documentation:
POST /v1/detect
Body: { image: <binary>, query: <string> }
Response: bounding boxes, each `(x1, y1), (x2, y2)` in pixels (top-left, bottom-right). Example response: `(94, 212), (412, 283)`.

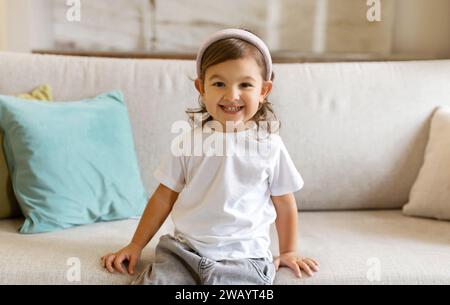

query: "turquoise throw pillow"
(0, 91), (148, 233)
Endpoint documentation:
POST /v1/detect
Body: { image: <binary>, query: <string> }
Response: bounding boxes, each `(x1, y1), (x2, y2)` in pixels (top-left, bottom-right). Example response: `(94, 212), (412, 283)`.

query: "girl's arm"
(102, 183), (179, 274)
(130, 183), (179, 249)
(272, 193), (319, 278)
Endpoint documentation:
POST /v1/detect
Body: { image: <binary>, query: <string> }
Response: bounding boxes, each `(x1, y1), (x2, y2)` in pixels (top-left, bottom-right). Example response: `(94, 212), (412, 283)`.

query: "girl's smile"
(195, 57), (272, 132)
(219, 104), (244, 114)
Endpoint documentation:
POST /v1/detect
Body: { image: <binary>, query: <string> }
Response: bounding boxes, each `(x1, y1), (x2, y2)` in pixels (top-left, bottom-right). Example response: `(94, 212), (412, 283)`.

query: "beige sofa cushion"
(403, 107), (450, 220)
(0, 210), (449, 284)
(2, 53), (450, 210)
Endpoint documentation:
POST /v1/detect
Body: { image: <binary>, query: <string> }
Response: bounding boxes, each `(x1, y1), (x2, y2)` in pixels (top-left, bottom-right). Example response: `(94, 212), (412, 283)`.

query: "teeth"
(222, 106), (242, 112)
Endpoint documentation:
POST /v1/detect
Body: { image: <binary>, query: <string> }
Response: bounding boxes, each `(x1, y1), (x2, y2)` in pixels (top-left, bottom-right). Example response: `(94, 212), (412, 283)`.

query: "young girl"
(101, 28), (319, 285)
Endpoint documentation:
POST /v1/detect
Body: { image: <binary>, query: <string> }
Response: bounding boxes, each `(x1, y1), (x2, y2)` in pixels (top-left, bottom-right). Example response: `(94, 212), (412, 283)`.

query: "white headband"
(196, 29), (273, 81)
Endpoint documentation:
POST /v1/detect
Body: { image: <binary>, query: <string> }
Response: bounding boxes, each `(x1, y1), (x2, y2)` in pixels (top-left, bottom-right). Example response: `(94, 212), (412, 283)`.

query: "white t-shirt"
(153, 125), (304, 261)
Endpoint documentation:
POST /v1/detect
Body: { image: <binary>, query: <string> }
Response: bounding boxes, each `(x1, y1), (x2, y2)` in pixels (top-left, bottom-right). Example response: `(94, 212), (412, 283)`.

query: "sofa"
(0, 51), (449, 285)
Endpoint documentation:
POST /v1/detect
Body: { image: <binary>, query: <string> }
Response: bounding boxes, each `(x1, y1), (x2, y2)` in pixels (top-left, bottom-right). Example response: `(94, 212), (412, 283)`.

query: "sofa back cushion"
(1, 52), (450, 210)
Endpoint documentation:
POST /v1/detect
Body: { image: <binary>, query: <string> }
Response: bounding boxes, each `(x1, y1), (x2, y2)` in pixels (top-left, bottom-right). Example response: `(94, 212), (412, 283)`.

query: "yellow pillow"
(0, 84), (53, 219)
(16, 84), (53, 101)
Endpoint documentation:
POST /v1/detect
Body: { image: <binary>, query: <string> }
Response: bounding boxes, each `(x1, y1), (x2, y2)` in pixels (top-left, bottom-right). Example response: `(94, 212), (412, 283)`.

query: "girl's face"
(195, 57), (272, 132)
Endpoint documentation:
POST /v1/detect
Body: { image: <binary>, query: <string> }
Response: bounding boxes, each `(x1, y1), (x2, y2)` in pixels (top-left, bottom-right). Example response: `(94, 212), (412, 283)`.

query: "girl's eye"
(240, 83), (254, 88)
(212, 82), (225, 87)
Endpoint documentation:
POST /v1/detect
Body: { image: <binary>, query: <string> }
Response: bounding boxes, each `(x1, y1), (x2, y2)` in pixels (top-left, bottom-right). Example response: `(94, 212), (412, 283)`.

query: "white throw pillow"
(403, 107), (450, 220)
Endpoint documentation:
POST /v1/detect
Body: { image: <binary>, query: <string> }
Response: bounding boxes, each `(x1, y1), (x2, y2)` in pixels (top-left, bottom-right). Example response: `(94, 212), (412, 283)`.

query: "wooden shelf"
(32, 49), (450, 63)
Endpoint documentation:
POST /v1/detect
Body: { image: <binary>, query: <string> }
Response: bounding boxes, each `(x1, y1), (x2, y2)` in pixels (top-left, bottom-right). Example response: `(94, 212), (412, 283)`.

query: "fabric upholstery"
(403, 106), (450, 220)
(1, 53), (450, 284)
(0, 210), (448, 284)
(1, 52), (450, 210)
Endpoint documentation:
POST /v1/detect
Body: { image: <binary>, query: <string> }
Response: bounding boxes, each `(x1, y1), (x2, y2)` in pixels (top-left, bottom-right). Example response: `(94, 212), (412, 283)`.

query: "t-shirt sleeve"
(153, 150), (186, 193)
(269, 138), (304, 196)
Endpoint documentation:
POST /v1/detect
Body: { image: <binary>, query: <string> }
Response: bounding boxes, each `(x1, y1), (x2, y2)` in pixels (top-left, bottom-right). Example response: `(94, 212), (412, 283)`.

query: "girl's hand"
(274, 252), (319, 278)
(101, 242), (143, 275)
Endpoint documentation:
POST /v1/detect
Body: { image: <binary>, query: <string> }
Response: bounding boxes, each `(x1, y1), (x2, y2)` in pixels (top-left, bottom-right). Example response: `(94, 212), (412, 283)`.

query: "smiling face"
(195, 57), (272, 132)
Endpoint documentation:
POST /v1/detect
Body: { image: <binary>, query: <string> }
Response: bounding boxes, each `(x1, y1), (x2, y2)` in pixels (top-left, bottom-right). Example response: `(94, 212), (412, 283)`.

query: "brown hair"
(186, 33), (280, 136)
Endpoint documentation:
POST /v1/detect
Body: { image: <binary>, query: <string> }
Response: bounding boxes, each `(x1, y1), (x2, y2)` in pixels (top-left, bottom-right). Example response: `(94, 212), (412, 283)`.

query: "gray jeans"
(132, 234), (276, 285)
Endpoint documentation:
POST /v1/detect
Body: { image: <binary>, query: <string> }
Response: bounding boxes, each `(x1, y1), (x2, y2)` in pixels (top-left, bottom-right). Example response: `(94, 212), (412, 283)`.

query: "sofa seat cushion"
(278, 210), (450, 284)
(0, 210), (449, 284)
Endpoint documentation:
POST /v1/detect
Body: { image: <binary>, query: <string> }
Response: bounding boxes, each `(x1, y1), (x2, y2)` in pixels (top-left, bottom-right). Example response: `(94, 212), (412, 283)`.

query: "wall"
(1, 0), (450, 57)
(153, 0), (268, 51)
(3, 0), (32, 52)
(393, 0), (450, 57)
(0, 0), (6, 50)
(325, 0), (395, 54)
(48, 0), (394, 54)
(0, 0), (53, 52)
(275, 0), (316, 52)
(52, 0), (146, 51)
(50, 0), (272, 52)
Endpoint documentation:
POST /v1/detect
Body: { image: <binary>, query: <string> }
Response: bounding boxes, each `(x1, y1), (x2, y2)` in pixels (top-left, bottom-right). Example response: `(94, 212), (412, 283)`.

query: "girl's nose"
(224, 87), (240, 101)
